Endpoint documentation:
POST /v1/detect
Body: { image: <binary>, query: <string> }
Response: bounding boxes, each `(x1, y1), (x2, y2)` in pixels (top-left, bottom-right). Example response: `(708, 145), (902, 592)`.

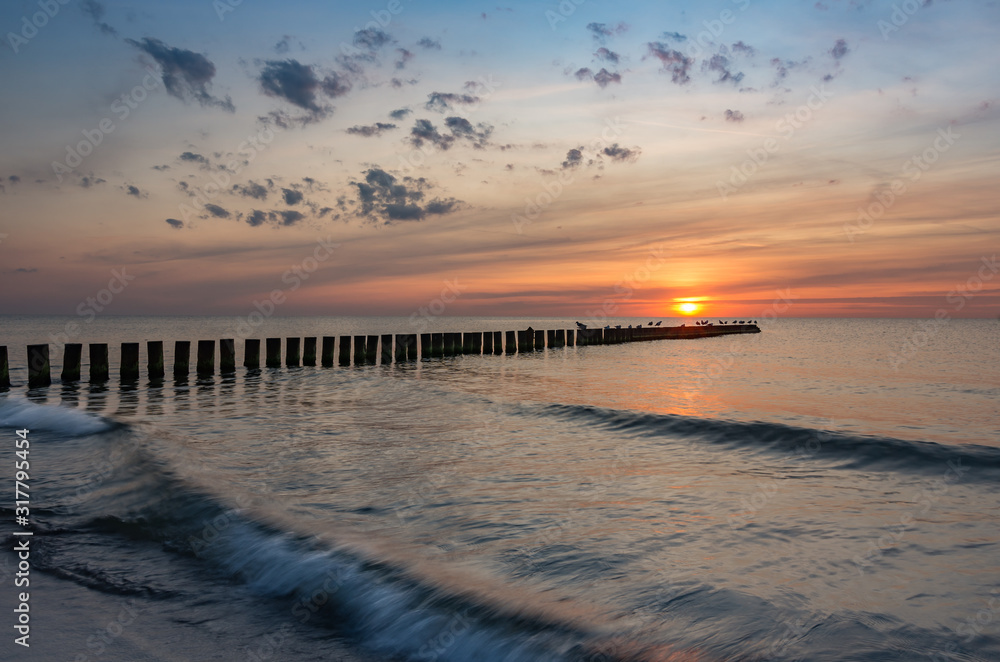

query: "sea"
(0, 315), (997, 662)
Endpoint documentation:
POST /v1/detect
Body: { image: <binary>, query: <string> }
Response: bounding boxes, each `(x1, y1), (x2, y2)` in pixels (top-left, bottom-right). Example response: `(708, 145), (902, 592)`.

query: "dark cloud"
(574, 67), (594, 81)
(425, 92), (481, 112)
(417, 37), (441, 50)
(179, 151), (208, 165)
(586, 22), (628, 43)
(595, 47), (620, 64)
(126, 37), (234, 112)
(593, 68), (622, 88)
(661, 31), (687, 42)
(353, 28), (393, 51)
(79, 175), (105, 188)
(232, 181), (269, 200)
(152, 164), (170, 171)
(203, 203), (230, 218)
(602, 144), (641, 163)
(8, 175), (20, 183)
(346, 122), (397, 137)
(410, 119), (454, 150)
(410, 118), (493, 150)
(321, 71), (351, 98)
(271, 210), (305, 226)
(124, 184), (144, 198)
(165, 218), (184, 229)
(831, 38), (849, 59)
(725, 109), (745, 123)
(394, 48), (414, 69)
(282, 188), (304, 205)
(647, 42), (693, 85)
(704, 54), (744, 85)
(562, 148), (584, 169)
(444, 116), (492, 148)
(731, 41), (755, 56)
(246, 209), (268, 227)
(389, 107), (411, 120)
(258, 59), (326, 114)
(351, 167), (461, 224)
(81, 0), (117, 36)
(274, 35), (300, 54)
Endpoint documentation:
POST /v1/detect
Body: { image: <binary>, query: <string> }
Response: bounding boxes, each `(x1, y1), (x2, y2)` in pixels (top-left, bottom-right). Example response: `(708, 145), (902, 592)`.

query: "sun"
(678, 302), (700, 315)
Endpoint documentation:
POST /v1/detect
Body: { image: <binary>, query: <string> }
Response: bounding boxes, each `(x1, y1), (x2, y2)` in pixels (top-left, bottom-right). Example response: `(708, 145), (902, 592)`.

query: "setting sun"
(676, 302), (700, 315)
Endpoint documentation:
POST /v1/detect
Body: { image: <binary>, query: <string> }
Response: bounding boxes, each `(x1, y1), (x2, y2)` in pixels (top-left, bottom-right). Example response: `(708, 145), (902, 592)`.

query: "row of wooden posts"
(2, 327), (645, 389)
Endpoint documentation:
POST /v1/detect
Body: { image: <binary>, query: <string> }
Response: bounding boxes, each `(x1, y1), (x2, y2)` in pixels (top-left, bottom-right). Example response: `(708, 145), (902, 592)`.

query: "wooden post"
(471, 332), (482, 354)
(517, 330), (529, 352)
(407, 334), (418, 361)
(197, 340), (215, 376)
(286, 338), (301, 367)
(555, 330), (565, 347)
(534, 330), (545, 350)
(442, 333), (455, 356)
(0, 346), (9, 389)
(321, 337), (335, 367)
(173, 341), (190, 378)
(567, 329), (575, 346)
(338, 336), (351, 367)
(381, 334), (393, 364)
(546, 330), (556, 348)
(420, 333), (432, 359)
(431, 333), (444, 358)
(493, 331), (503, 355)
(394, 334), (408, 363)
(366, 335), (379, 364)
(62, 343), (83, 381)
(303, 337), (317, 366)
(266, 338), (281, 367)
(462, 333), (475, 355)
(482, 331), (493, 354)
(147, 341), (164, 378)
(505, 330), (516, 354)
(27, 344), (51, 388)
(90, 343), (110, 382)
(220, 339), (236, 373)
(244, 339), (261, 369)
(353, 335), (367, 365)
(120, 343), (140, 381)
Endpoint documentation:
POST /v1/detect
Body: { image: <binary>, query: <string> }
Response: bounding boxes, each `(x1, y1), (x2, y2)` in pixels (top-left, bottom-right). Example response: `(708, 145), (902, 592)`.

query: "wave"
(0, 395), (116, 437)
(538, 403), (1000, 479)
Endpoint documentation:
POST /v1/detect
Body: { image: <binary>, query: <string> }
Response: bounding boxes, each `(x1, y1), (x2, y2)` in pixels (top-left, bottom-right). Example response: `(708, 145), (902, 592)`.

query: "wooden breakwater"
(1, 324), (760, 389)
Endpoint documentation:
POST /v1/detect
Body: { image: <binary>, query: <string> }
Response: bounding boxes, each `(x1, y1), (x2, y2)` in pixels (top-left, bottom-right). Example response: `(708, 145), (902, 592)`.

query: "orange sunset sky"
(0, 0), (998, 319)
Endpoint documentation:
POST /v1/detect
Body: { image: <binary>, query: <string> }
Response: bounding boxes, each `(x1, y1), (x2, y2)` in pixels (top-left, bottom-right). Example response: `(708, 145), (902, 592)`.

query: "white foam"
(0, 396), (113, 437)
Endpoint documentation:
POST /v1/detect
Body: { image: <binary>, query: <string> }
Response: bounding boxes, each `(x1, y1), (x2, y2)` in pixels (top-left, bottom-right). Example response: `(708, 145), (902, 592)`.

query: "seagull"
(655, 321), (662, 326)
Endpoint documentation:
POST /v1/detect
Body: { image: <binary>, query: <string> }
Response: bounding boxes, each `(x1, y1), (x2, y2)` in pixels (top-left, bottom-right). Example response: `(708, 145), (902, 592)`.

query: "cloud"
(417, 37), (441, 50)
(725, 109), (745, 123)
(595, 47), (620, 64)
(562, 148), (584, 169)
(257, 60), (349, 123)
(410, 118), (493, 150)
(661, 31), (687, 42)
(704, 54), (744, 85)
(232, 181), (269, 200)
(351, 167), (461, 224)
(179, 151), (208, 165)
(731, 41), (755, 56)
(152, 164), (170, 171)
(124, 184), (145, 198)
(203, 203), (230, 218)
(8, 175), (20, 183)
(574, 67), (594, 81)
(425, 91), (481, 112)
(593, 68), (622, 88)
(246, 209), (268, 227)
(80, 0), (117, 36)
(14, 268), (39, 273)
(281, 188), (304, 205)
(126, 37), (234, 112)
(395, 48), (414, 69)
(165, 218), (184, 229)
(274, 35), (302, 54)
(271, 210), (305, 226)
(831, 38), (849, 60)
(602, 144), (641, 163)
(586, 22), (628, 43)
(79, 175), (105, 188)
(353, 28), (393, 51)
(389, 107), (411, 120)
(346, 122), (397, 137)
(647, 42), (693, 85)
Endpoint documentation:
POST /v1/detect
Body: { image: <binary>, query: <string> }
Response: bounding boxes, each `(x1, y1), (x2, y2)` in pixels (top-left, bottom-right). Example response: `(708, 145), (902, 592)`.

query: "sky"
(0, 0), (998, 319)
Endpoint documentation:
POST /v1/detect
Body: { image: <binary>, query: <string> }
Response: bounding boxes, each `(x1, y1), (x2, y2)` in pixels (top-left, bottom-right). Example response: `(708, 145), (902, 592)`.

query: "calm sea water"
(0, 315), (998, 661)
